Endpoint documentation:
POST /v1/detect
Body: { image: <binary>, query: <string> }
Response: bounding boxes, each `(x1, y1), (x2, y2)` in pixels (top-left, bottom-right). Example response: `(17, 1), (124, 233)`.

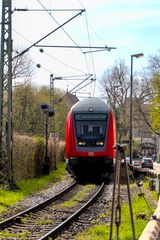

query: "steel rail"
(39, 182), (105, 240)
(0, 181), (76, 229)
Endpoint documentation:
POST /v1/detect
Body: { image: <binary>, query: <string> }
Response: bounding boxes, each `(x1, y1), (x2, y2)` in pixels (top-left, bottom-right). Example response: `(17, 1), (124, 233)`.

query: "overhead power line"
(14, 8), (83, 12)
(36, 45), (116, 51)
(36, 0), (84, 54)
(13, 29), (85, 74)
(69, 74), (93, 93)
(72, 79), (96, 94)
(13, 9), (85, 60)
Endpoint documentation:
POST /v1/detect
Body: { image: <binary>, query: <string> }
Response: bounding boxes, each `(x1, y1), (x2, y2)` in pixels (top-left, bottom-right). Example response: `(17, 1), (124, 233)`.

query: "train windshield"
(74, 113), (108, 147)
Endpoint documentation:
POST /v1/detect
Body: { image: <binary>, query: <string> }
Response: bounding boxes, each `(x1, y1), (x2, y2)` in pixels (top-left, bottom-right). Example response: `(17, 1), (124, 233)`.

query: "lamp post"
(130, 53), (144, 164)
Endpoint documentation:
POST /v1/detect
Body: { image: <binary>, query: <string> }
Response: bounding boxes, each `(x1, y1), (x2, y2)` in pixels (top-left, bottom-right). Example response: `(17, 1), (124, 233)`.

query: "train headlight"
(96, 141), (104, 146)
(78, 141), (86, 146)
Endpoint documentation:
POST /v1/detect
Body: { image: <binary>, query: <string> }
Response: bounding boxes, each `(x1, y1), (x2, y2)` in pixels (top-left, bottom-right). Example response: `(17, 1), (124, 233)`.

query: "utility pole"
(50, 74), (54, 133)
(0, 0), (14, 188)
(129, 53), (144, 165)
(50, 74), (57, 170)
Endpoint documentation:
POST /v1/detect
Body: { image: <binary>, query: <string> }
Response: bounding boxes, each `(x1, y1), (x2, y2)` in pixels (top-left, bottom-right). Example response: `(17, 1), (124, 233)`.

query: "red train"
(65, 97), (116, 181)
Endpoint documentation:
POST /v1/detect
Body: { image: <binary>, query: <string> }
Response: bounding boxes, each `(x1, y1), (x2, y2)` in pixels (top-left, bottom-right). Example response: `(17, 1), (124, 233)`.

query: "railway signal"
(41, 103), (54, 174)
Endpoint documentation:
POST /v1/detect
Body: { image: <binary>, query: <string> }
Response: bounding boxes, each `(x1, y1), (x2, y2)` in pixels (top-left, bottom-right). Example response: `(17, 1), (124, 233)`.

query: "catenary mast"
(0, 0), (14, 187)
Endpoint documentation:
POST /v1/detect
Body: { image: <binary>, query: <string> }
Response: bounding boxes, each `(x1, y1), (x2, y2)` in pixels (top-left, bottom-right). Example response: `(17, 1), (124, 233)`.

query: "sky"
(1, 0), (160, 98)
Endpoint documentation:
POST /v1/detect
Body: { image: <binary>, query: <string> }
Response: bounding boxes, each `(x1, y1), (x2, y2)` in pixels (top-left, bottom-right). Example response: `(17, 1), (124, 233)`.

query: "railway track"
(0, 182), (105, 240)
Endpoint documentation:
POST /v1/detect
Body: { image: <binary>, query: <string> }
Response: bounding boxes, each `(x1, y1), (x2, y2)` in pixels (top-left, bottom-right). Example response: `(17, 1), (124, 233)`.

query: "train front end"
(65, 97), (116, 180)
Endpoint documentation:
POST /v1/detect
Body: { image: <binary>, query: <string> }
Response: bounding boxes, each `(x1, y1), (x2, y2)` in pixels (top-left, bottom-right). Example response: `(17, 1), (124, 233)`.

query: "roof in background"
(64, 92), (79, 109)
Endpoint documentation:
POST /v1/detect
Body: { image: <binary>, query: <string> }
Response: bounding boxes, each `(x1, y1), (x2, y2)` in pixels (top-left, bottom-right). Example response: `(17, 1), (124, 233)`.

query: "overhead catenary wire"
(14, 8), (83, 12)
(36, 45), (111, 49)
(69, 74), (93, 93)
(83, 9), (96, 96)
(78, 0), (107, 46)
(13, 8), (85, 60)
(12, 59), (53, 88)
(78, 0), (115, 97)
(13, 8), (90, 90)
(54, 74), (94, 92)
(77, 0), (97, 96)
(72, 79), (95, 93)
(36, 0), (113, 97)
(36, 0), (84, 54)
(12, 3), (91, 92)
(78, 0), (117, 52)
(12, 29), (91, 90)
(42, 51), (85, 74)
(36, 0), (99, 97)
(78, 0), (117, 97)
(12, 0), (116, 97)
(13, 28), (85, 74)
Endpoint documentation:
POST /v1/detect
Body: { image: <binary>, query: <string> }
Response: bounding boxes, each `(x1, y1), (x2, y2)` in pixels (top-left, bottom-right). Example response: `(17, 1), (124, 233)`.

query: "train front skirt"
(66, 157), (114, 180)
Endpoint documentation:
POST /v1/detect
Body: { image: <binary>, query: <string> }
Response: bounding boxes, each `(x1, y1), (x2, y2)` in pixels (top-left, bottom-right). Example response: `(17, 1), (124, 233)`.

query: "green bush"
(48, 140), (65, 168)
(13, 134), (66, 181)
(13, 134), (45, 180)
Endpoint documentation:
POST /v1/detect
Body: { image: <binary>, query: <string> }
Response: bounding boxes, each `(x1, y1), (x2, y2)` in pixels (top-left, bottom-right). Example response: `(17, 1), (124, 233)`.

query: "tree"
(13, 83), (39, 135)
(13, 83), (68, 139)
(136, 52), (160, 136)
(55, 96), (68, 140)
(12, 50), (34, 82)
(100, 59), (130, 142)
(149, 74), (160, 134)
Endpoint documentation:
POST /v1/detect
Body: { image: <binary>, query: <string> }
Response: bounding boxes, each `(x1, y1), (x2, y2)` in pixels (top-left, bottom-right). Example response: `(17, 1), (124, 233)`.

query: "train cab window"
(74, 113), (108, 147)
(92, 126), (101, 135)
(83, 125), (89, 135)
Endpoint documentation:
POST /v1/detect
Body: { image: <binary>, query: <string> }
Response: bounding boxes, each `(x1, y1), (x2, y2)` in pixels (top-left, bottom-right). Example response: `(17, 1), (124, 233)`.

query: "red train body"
(65, 97), (116, 181)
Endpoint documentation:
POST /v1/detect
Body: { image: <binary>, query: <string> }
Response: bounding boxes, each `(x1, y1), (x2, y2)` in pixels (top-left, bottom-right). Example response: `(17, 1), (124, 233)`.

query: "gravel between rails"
(54, 183), (114, 240)
(54, 182), (157, 240)
(0, 174), (157, 240)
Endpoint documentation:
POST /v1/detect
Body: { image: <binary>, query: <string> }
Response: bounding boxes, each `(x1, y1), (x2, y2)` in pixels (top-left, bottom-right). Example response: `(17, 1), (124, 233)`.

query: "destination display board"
(74, 113), (107, 121)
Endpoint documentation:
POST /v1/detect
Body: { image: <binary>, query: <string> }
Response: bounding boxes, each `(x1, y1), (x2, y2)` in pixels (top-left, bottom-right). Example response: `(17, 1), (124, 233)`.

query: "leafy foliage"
(149, 74), (160, 134)
(13, 83), (67, 139)
(100, 59), (130, 142)
(13, 83), (39, 134)
(100, 52), (160, 139)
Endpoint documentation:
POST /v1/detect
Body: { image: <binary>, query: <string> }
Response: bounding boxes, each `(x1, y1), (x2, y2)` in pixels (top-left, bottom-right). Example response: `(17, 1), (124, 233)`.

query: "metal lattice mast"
(0, 0), (13, 185)
(50, 74), (54, 132)
(50, 74), (57, 170)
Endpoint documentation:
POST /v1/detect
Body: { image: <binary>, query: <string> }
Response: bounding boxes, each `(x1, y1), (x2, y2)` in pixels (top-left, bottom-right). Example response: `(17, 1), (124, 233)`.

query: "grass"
(0, 162), (66, 214)
(0, 190), (24, 212)
(60, 184), (95, 208)
(143, 178), (159, 202)
(0, 168), (156, 239)
(0, 230), (30, 239)
(36, 217), (53, 225)
(74, 184), (154, 240)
